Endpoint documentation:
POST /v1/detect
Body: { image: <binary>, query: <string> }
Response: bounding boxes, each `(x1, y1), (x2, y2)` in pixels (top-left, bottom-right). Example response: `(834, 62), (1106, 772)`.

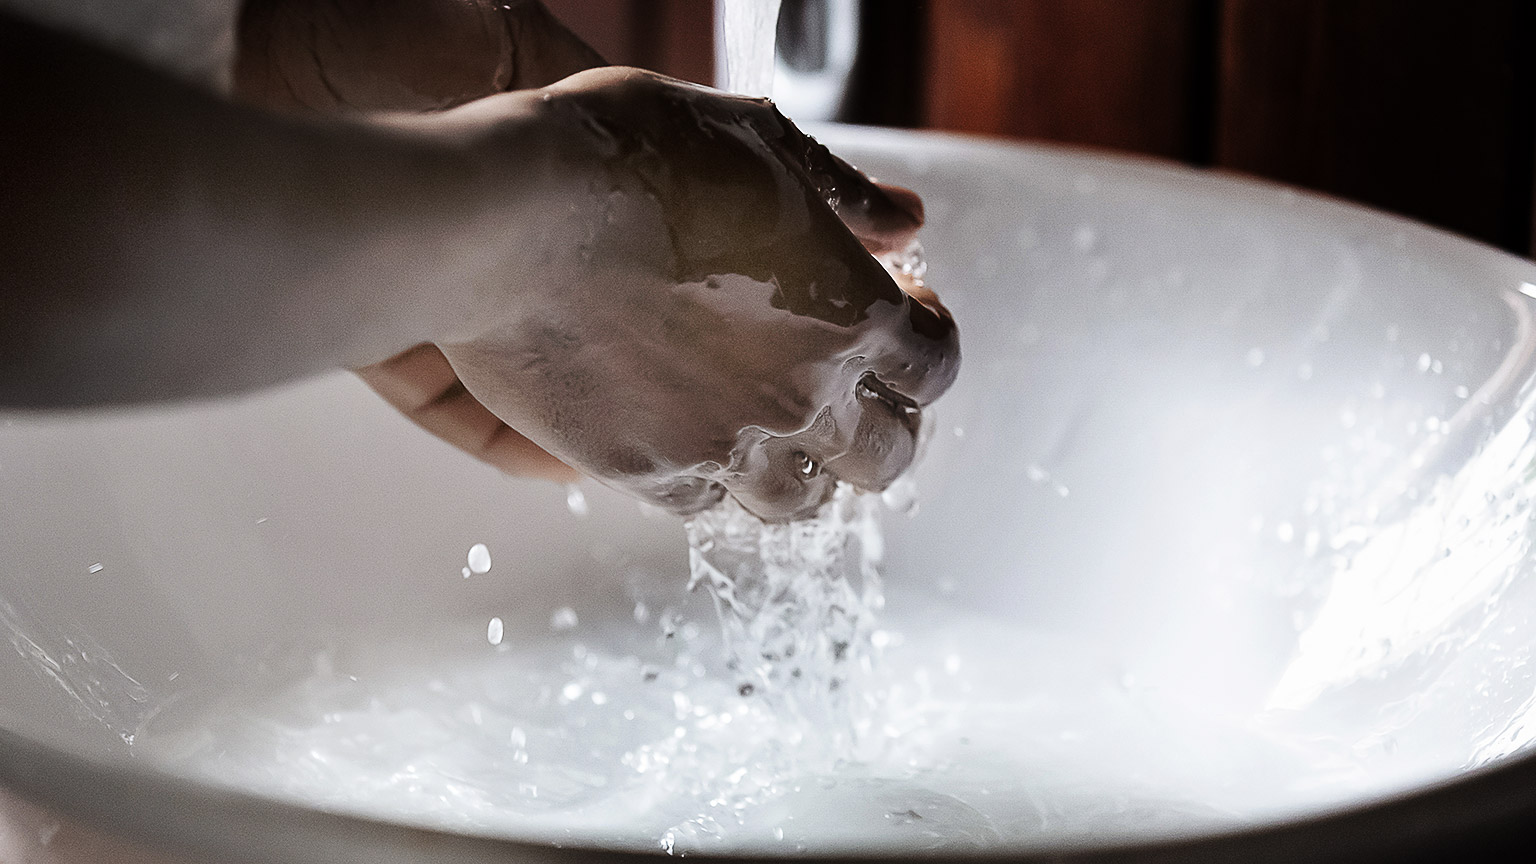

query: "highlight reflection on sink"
(4, 126), (1536, 862)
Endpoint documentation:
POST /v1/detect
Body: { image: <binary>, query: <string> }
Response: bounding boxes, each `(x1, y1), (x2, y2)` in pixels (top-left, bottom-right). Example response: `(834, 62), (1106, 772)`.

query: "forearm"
(0, 11), (545, 407)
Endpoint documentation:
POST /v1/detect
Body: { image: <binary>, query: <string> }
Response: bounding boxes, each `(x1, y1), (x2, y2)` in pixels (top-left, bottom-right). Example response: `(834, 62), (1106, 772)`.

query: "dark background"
(543, 0), (1536, 258)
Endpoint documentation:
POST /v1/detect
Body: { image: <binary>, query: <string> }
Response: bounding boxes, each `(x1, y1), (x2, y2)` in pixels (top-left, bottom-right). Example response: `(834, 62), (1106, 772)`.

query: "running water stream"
(686, 0), (930, 756)
(717, 0), (782, 98)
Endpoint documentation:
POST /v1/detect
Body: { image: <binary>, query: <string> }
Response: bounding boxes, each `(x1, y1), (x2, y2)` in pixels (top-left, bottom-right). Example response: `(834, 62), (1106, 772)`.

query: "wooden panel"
(1215, 0), (1536, 253)
(923, 0), (1214, 162)
(540, 0), (638, 66)
(541, 0), (713, 85)
(638, 0), (716, 86)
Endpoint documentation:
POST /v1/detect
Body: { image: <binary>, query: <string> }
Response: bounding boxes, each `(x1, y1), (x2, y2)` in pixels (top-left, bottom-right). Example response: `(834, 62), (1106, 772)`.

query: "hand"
(237, 0), (606, 482)
(236, 3), (958, 519)
(438, 68), (958, 519)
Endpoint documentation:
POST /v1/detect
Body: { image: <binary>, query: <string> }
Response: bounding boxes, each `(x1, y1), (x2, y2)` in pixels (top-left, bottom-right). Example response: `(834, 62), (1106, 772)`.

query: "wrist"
(383, 89), (596, 348)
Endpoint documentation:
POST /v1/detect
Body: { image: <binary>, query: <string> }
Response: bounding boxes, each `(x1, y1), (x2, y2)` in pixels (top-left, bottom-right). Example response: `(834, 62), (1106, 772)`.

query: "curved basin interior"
(4, 126), (1536, 855)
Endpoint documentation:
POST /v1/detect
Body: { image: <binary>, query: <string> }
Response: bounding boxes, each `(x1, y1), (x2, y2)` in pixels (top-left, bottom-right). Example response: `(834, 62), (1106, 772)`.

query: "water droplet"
(550, 606), (579, 631)
(1417, 353), (1433, 373)
(467, 543), (492, 574)
(1455, 384), (1471, 399)
(1276, 522), (1295, 543)
(1072, 224), (1097, 251)
(633, 601), (650, 624)
(565, 484), (589, 518)
(461, 567), (472, 579)
(1246, 348), (1265, 367)
(486, 617), (504, 645)
(880, 476), (920, 517)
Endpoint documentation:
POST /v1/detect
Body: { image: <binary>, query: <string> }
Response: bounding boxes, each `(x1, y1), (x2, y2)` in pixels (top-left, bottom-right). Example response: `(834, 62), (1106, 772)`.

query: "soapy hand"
(442, 68), (958, 518)
(237, 1), (958, 520)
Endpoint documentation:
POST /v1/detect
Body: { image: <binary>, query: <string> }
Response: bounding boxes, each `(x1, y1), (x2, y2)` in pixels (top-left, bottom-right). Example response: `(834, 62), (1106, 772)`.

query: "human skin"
(0, 5), (958, 520)
(234, 0), (949, 500)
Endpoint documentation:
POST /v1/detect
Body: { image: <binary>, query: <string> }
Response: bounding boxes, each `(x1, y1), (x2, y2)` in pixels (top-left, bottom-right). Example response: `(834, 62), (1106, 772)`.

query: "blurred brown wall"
(541, 0), (713, 85)
(925, 0), (1214, 163)
(923, 0), (1536, 255)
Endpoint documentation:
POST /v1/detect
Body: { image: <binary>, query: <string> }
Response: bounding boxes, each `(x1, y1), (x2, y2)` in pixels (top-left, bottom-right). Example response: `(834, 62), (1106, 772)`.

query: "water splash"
(717, 0), (783, 97)
(684, 483), (885, 752)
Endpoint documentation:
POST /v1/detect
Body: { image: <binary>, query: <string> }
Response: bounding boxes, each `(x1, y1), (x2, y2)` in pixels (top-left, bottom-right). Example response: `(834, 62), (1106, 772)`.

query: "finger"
(867, 295), (961, 409)
(890, 270), (948, 318)
(801, 209), (960, 409)
(749, 109), (924, 256)
(821, 383), (919, 493)
(356, 344), (578, 482)
(726, 435), (837, 522)
(744, 106), (952, 319)
(856, 179), (926, 256)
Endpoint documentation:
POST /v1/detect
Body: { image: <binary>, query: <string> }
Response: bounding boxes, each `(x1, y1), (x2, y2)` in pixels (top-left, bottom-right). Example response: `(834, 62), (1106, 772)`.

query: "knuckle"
(825, 396), (918, 492)
(725, 437), (835, 521)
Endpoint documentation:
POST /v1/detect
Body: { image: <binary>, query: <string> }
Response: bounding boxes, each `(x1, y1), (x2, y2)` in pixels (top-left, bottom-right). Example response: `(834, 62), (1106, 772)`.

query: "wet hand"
(235, 4), (958, 519)
(237, 0), (604, 484)
(440, 68), (959, 519)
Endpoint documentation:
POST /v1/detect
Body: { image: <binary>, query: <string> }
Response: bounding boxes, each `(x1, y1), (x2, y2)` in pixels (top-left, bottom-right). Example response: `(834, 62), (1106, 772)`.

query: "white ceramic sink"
(4, 126), (1536, 862)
